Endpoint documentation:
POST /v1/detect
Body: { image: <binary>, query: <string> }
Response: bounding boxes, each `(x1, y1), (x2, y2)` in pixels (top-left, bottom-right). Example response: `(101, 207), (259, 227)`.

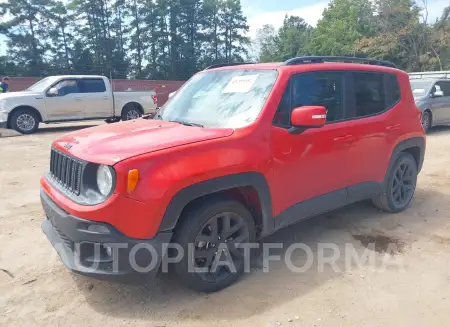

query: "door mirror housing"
(47, 87), (58, 97)
(431, 90), (444, 98)
(290, 106), (327, 132)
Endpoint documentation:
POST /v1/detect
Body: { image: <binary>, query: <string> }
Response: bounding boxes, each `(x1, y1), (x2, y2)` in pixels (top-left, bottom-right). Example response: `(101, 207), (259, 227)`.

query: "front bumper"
(41, 190), (172, 283)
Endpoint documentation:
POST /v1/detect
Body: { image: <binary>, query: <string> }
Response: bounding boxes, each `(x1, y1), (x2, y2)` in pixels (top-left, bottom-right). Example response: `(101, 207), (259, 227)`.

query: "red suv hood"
(53, 119), (234, 165)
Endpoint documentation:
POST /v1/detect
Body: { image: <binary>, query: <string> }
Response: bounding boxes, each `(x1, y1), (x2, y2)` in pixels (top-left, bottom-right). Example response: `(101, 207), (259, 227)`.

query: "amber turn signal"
(127, 169), (139, 193)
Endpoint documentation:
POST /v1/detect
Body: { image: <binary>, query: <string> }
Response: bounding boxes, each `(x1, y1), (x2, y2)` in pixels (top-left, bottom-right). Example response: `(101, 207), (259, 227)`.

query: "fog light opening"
(104, 245), (112, 257)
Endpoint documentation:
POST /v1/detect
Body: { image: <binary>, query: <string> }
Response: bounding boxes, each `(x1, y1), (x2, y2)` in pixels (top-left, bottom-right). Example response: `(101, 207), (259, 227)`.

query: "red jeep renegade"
(41, 57), (425, 292)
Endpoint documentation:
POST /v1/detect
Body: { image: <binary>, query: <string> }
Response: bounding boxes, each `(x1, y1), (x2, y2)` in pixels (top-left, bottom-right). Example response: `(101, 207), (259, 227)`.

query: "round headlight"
(96, 165), (114, 196)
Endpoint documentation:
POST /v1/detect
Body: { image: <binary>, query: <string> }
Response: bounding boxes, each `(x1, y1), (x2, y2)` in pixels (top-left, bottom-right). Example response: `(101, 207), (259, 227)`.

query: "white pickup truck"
(0, 75), (158, 134)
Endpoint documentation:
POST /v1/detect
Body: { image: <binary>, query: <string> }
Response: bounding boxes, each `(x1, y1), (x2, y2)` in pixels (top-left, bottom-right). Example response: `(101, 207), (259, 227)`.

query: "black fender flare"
(158, 172), (274, 237)
(387, 137), (426, 180)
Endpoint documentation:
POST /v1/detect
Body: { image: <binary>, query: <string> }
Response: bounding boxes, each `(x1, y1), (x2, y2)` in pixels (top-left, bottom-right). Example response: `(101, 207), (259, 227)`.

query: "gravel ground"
(1, 122), (450, 327)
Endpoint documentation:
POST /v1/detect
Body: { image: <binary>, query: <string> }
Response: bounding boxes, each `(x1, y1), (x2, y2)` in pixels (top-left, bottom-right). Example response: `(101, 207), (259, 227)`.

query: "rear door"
(79, 78), (112, 118)
(45, 79), (84, 120)
(342, 71), (398, 198)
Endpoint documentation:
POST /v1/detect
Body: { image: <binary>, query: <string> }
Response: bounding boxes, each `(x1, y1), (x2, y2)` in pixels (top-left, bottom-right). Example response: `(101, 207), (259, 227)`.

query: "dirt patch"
(352, 234), (407, 255)
(430, 234), (450, 245)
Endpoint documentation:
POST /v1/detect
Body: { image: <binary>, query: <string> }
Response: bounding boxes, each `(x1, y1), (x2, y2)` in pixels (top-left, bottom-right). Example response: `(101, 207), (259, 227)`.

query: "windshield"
(160, 69), (278, 128)
(26, 76), (60, 92)
(410, 80), (433, 97)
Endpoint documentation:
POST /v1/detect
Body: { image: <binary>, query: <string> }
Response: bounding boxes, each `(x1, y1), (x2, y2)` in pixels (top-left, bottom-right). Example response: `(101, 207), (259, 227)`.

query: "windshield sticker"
(222, 75), (259, 93)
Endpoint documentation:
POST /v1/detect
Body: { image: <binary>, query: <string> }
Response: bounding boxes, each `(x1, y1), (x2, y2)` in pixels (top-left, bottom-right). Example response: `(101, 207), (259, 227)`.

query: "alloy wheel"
(421, 112), (430, 132)
(391, 161), (415, 208)
(126, 109), (140, 120)
(16, 113), (36, 132)
(193, 212), (250, 283)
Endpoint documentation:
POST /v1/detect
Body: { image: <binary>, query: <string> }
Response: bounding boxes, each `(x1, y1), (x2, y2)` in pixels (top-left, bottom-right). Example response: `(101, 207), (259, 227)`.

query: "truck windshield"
(410, 80), (433, 97)
(26, 76), (60, 92)
(160, 69), (278, 128)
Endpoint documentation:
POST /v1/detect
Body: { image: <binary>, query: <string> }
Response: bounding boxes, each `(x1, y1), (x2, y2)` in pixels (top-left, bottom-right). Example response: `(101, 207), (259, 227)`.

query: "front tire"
(10, 109), (39, 134)
(372, 152), (418, 213)
(172, 199), (256, 293)
(421, 110), (431, 133)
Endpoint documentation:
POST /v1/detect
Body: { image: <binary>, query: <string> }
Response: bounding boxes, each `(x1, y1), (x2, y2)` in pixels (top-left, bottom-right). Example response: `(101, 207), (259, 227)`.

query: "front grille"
(49, 148), (83, 195)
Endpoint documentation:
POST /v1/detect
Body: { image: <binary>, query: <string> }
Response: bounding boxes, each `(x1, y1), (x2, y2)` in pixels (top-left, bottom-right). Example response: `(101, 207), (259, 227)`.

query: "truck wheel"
(372, 152), (418, 213)
(10, 109), (40, 134)
(172, 198), (256, 293)
(121, 104), (143, 121)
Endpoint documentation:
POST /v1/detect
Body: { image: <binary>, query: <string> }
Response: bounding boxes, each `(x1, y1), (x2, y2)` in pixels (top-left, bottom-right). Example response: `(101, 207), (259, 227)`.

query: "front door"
(45, 79), (84, 121)
(271, 71), (355, 221)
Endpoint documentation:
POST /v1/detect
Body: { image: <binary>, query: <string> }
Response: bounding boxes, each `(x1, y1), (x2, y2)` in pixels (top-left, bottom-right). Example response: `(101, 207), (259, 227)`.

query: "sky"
(0, 0), (448, 57)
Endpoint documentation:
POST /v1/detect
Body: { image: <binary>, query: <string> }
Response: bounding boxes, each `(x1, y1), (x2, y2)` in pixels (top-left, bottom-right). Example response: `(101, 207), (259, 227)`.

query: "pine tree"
(220, 0), (249, 63)
(1, 0), (257, 79)
(0, 0), (54, 76)
(47, 0), (74, 73)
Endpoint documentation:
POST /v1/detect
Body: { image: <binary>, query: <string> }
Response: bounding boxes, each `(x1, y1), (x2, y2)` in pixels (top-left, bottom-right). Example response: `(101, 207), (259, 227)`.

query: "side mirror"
(290, 106), (327, 133)
(47, 87), (58, 97)
(431, 90), (444, 98)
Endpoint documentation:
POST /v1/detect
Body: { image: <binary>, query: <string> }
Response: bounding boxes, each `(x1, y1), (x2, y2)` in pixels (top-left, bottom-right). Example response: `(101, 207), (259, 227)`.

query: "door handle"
(386, 124), (401, 131)
(103, 96), (110, 100)
(75, 97), (82, 101)
(334, 135), (354, 142)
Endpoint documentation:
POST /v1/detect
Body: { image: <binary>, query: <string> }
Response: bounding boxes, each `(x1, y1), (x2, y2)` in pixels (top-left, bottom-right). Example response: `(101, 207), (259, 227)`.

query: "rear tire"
(372, 152), (418, 213)
(10, 109), (40, 134)
(121, 104), (143, 121)
(172, 198), (256, 293)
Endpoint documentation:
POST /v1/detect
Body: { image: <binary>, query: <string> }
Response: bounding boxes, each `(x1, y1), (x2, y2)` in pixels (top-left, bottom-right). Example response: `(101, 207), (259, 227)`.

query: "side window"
(292, 72), (344, 122)
(80, 79), (107, 93)
(352, 72), (386, 117)
(273, 82), (291, 127)
(386, 74), (401, 107)
(435, 81), (450, 97)
(53, 80), (80, 96)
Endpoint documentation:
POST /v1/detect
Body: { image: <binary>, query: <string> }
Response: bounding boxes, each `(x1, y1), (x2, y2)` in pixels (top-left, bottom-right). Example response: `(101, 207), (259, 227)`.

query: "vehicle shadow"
(428, 125), (450, 136)
(74, 187), (450, 322)
(36, 123), (102, 135)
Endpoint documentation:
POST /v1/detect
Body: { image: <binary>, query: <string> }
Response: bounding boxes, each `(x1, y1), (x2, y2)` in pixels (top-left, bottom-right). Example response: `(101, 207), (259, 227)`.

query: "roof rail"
(204, 62), (254, 70)
(284, 56), (396, 68)
(408, 71), (450, 79)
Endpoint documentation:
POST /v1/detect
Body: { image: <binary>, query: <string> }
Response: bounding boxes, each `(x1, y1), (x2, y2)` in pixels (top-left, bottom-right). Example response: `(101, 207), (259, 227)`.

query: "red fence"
(8, 77), (185, 106)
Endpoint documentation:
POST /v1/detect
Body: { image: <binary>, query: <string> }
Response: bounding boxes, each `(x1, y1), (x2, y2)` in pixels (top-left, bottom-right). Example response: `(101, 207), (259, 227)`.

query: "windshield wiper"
(169, 120), (204, 128)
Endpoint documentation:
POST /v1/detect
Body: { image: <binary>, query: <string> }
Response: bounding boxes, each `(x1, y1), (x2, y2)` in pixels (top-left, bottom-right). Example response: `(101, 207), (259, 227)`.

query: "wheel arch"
(389, 137), (425, 175)
(121, 101), (143, 115)
(158, 172), (274, 239)
(7, 105), (43, 128)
